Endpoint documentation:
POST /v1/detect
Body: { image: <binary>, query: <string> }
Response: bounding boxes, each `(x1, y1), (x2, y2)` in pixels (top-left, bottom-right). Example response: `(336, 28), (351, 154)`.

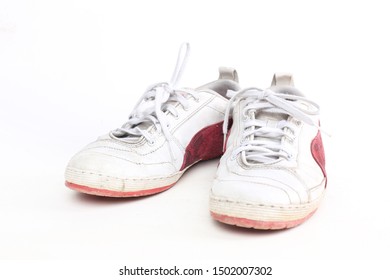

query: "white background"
(1, 0), (389, 278)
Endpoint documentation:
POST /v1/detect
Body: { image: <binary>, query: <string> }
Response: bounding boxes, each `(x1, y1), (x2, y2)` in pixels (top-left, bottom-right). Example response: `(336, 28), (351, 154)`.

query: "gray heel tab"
(271, 73), (294, 87)
(219, 67), (239, 83)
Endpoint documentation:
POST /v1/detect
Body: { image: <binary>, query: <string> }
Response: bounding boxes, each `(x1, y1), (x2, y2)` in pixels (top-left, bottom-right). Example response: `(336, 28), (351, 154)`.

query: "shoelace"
(111, 43), (198, 160)
(222, 88), (321, 164)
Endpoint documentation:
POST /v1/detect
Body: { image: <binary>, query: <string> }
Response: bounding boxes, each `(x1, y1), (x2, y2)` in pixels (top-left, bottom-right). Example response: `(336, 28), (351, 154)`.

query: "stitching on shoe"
(81, 139), (165, 156)
(170, 95), (215, 134)
(210, 196), (321, 210)
(67, 167), (182, 182)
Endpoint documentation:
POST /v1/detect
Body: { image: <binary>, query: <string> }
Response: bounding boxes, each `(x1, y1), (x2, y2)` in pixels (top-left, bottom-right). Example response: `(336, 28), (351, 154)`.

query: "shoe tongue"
(252, 110), (286, 125)
(243, 74), (302, 162)
(250, 108), (287, 141)
(246, 73), (296, 147)
(245, 109), (285, 163)
(245, 105), (288, 163)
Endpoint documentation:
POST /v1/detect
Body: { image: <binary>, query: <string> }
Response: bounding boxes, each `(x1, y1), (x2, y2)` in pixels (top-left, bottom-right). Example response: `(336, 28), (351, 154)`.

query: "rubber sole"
(211, 210), (317, 230)
(210, 192), (324, 230)
(65, 181), (174, 197)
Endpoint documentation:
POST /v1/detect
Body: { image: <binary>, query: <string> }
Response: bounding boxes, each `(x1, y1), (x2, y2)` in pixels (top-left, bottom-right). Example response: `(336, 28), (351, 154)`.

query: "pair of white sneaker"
(65, 44), (327, 230)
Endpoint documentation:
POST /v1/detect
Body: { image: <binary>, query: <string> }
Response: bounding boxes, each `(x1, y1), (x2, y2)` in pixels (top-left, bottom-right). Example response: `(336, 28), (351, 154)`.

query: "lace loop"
(223, 88), (322, 164)
(111, 43), (196, 162)
(170, 42), (190, 87)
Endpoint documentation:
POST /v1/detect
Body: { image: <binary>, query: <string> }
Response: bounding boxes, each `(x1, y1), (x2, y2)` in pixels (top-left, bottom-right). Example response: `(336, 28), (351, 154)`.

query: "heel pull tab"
(219, 67), (239, 83)
(271, 73), (294, 87)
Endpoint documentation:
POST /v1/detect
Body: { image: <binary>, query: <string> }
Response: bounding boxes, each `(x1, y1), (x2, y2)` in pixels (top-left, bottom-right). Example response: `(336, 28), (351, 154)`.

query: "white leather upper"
(212, 79), (326, 206)
(67, 90), (227, 179)
(66, 67), (240, 188)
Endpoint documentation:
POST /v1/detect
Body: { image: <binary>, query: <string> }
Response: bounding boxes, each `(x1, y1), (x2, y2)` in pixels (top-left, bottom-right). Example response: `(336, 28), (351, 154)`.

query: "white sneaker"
(210, 73), (327, 229)
(65, 43), (240, 197)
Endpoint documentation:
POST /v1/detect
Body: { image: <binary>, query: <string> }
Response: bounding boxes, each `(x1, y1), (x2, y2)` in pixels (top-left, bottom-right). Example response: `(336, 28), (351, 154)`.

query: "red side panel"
(311, 131), (327, 181)
(180, 121), (225, 170)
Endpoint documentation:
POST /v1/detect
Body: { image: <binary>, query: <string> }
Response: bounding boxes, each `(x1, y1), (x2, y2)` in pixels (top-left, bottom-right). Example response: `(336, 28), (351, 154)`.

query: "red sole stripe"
(65, 181), (174, 197)
(210, 210), (317, 230)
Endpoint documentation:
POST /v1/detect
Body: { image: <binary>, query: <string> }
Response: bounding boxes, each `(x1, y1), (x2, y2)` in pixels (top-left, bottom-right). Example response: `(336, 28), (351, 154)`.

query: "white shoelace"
(223, 88), (321, 164)
(112, 43), (198, 160)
